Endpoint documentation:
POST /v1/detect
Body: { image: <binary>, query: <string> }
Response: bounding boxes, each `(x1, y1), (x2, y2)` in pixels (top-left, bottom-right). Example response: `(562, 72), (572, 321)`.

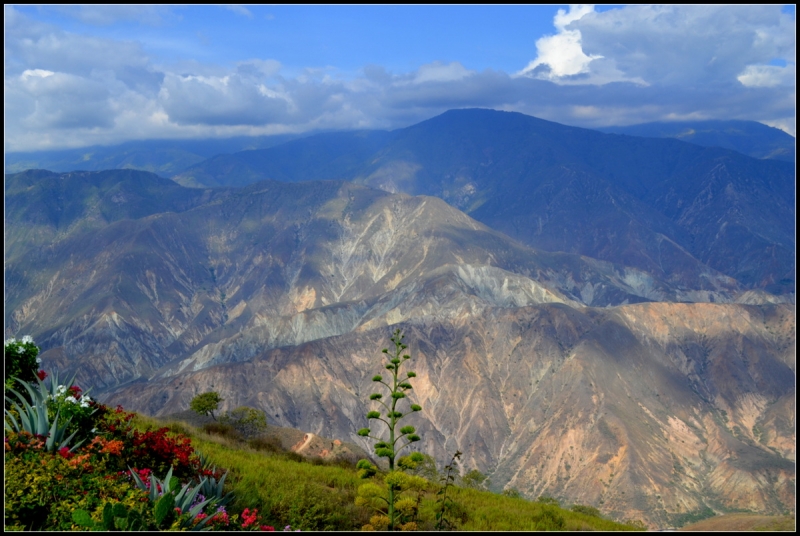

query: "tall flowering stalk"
(356, 328), (423, 531)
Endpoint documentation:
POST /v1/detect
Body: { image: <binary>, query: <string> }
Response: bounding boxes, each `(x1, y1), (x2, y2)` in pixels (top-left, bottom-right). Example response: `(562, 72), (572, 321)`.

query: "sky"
(4, 4), (796, 152)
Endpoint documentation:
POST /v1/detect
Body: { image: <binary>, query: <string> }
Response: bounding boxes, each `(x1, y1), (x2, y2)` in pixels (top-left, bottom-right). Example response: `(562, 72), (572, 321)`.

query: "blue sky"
(5, 5), (795, 151)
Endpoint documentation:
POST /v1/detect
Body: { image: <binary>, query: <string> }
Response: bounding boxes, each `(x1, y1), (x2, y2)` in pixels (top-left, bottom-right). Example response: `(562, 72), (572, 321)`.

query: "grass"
(132, 413), (644, 531)
(678, 513), (796, 532)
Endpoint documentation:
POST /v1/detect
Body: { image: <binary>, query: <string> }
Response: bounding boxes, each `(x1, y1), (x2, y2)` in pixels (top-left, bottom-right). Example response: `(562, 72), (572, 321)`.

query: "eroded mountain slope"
(107, 302), (795, 526)
(6, 170), (715, 392)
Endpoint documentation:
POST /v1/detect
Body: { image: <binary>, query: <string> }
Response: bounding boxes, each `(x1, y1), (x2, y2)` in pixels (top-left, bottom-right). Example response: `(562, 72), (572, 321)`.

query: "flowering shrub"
(131, 427), (199, 478)
(5, 340), (298, 532)
(4, 336), (44, 399)
(4, 432), (151, 531)
(46, 382), (98, 444)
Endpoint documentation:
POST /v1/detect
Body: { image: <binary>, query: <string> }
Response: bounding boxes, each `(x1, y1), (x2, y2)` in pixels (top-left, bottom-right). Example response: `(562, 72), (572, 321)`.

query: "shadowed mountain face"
(3, 134), (306, 178)
(5, 168), (794, 526)
(174, 109), (795, 294)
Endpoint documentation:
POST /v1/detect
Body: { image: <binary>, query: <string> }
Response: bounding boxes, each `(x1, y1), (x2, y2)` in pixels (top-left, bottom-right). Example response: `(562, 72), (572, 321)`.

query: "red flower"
(260, 526), (275, 531)
(242, 508), (259, 528)
(57, 446), (73, 459)
(68, 385), (82, 397)
(36, 370), (47, 381)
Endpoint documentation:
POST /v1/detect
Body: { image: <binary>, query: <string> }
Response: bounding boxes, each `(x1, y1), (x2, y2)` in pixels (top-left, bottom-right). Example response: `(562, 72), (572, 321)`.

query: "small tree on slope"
(190, 391), (223, 421)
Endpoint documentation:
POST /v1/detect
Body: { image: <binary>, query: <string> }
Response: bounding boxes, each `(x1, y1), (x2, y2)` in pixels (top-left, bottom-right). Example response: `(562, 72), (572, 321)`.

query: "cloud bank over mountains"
(4, 5), (795, 151)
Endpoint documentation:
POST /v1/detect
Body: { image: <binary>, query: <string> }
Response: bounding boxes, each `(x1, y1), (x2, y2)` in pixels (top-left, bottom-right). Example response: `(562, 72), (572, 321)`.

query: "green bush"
(220, 406), (268, 439)
(203, 421), (242, 441)
(570, 503), (603, 518)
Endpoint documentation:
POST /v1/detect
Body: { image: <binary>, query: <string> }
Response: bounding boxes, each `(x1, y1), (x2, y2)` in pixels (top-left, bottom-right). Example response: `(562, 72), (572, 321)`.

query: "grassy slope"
(137, 414), (642, 531)
(678, 513), (795, 532)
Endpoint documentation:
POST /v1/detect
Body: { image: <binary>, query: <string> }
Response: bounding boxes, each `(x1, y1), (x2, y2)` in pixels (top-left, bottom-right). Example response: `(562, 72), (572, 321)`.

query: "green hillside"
(4, 395), (644, 531)
(123, 413), (647, 531)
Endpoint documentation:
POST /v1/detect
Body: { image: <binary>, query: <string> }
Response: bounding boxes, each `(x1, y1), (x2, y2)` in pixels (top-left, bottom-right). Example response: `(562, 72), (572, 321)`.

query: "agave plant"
(195, 451), (235, 508)
(4, 373), (84, 453)
(129, 466), (214, 530)
(199, 468), (234, 508)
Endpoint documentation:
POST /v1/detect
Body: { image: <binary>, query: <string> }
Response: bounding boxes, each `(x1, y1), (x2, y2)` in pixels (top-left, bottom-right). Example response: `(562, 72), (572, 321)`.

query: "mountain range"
(171, 110), (795, 294)
(598, 120), (795, 162)
(4, 109), (795, 526)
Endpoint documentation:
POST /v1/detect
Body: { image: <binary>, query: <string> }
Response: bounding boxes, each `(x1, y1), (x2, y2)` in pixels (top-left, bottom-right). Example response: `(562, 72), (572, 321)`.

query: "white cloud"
(224, 5), (254, 19)
(237, 59), (282, 78)
(573, 5), (796, 87)
(46, 5), (170, 26)
(20, 69), (55, 80)
(519, 5), (796, 92)
(737, 63), (797, 87)
(519, 5), (601, 79)
(413, 61), (474, 84)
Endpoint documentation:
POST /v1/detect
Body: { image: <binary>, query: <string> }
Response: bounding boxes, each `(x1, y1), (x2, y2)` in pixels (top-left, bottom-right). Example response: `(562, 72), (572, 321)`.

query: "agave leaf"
(129, 466), (148, 491)
(173, 482), (190, 505)
(186, 498), (212, 521)
(10, 400), (33, 434)
(6, 386), (35, 412)
(4, 405), (21, 432)
(149, 473), (160, 502)
(163, 466), (175, 492)
(68, 435), (86, 453)
(44, 408), (62, 451)
(35, 402), (50, 436)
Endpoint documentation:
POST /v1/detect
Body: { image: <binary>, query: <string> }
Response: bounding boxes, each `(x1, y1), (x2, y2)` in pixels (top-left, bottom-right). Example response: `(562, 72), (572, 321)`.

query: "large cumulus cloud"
(4, 5), (795, 151)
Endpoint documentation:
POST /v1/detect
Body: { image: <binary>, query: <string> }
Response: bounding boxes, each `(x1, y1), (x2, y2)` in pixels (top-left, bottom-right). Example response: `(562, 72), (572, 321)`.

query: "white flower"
(65, 395), (78, 404)
(80, 401), (89, 408)
(91, 428), (98, 433)
(4, 338), (16, 346)
(56, 385), (67, 395)
(36, 357), (42, 364)
(21, 335), (33, 344)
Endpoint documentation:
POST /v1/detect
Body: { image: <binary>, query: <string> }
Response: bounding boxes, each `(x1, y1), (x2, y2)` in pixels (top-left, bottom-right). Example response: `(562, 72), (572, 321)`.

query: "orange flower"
(68, 453), (92, 470)
(101, 440), (124, 456)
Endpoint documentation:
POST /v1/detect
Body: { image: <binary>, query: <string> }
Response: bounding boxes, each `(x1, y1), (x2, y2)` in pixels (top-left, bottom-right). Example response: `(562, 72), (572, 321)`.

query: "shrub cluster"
(3, 337), (291, 531)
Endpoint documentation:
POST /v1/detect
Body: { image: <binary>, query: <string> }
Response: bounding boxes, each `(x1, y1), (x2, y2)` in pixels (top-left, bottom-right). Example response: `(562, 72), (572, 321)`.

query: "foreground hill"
(173, 109), (795, 295)
(5, 169), (794, 526)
